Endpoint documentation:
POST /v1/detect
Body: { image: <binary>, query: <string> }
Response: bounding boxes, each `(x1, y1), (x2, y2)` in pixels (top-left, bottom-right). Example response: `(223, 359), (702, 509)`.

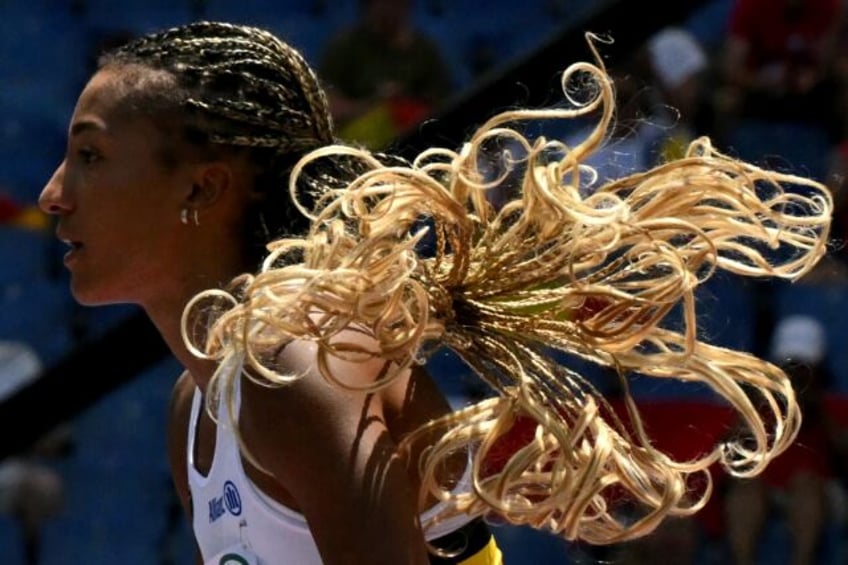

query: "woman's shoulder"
(170, 370), (196, 416)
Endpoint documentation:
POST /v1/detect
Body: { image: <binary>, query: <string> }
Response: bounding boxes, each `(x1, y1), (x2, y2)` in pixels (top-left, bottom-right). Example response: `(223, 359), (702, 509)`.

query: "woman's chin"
(69, 282), (117, 307)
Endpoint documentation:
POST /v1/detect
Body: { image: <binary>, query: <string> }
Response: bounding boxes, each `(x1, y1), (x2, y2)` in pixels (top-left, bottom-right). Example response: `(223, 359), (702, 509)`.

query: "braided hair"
(98, 21), (339, 263)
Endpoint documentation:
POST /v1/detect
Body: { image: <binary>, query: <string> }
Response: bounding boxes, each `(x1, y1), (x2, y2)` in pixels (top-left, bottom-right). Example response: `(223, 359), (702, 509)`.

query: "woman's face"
(39, 67), (196, 306)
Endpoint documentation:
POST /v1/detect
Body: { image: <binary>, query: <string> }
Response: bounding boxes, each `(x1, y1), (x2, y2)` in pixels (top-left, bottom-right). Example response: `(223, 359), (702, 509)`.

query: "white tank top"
(187, 376), (474, 565)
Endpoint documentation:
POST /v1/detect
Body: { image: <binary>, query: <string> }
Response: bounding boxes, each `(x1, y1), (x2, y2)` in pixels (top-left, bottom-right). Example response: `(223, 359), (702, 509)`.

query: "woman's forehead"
(68, 75), (158, 148)
(73, 67), (174, 129)
(75, 69), (127, 114)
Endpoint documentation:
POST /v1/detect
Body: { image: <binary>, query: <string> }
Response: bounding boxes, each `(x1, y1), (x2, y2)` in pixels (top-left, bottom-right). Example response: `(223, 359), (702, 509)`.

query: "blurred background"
(2, 0), (848, 563)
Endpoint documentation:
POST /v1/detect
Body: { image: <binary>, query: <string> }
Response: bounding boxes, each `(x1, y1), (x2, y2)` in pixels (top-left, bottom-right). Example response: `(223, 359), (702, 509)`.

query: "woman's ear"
(186, 162), (234, 211)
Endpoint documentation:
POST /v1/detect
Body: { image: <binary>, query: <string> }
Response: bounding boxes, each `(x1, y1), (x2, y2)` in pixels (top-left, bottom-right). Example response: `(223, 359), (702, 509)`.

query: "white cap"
(769, 315), (827, 364)
(647, 27), (707, 90)
(0, 341), (42, 400)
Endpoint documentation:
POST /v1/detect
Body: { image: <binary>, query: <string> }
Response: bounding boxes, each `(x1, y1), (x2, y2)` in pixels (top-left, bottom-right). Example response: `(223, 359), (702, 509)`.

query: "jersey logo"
(209, 480), (243, 523)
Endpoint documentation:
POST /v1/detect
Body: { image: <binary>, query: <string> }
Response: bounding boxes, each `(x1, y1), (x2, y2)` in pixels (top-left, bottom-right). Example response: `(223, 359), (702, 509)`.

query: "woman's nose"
(38, 161), (70, 215)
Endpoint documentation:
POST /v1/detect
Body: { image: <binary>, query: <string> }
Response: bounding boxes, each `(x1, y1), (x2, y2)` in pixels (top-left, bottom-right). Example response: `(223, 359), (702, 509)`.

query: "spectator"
(826, 129), (848, 270)
(555, 27), (710, 192)
(0, 342), (72, 565)
(318, 0), (455, 150)
(715, 0), (844, 180)
(644, 26), (710, 163)
(723, 315), (846, 565)
(823, 14), (848, 271)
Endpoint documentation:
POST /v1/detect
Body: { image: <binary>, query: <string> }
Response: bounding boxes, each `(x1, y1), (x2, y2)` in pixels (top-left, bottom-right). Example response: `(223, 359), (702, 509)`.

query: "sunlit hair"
(183, 32), (832, 545)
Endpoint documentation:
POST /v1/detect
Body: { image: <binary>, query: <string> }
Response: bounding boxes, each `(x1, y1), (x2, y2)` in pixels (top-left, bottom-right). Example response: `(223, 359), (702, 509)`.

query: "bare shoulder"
(236, 337), (386, 457)
(236, 336), (433, 563)
(237, 334), (451, 460)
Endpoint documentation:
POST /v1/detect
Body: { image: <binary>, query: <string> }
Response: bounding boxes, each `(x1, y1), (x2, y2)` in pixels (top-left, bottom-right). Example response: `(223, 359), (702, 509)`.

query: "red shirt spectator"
(723, 0), (843, 122)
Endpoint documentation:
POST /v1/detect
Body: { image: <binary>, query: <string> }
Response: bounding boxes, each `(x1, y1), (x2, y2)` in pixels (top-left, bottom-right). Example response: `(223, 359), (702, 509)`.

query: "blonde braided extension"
(185, 34), (832, 544)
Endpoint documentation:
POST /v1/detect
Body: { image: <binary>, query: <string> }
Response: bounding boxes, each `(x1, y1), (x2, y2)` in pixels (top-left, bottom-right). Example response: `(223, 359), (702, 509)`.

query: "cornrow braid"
(98, 21), (342, 261)
(104, 21), (334, 150)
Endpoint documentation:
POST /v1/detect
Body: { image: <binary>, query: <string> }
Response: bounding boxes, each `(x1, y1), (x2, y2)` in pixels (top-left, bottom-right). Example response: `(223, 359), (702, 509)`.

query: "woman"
(38, 21), (831, 564)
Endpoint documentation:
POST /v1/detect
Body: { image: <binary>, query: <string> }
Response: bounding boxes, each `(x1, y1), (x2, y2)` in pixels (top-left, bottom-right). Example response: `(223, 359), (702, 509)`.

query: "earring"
(181, 208), (200, 227)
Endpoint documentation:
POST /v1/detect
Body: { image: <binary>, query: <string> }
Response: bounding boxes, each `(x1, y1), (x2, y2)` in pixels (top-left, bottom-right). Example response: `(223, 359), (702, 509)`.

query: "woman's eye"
(78, 148), (100, 164)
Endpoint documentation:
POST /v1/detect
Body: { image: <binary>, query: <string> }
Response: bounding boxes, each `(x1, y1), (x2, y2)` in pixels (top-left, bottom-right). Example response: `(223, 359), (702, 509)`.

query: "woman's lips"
(61, 239), (83, 265)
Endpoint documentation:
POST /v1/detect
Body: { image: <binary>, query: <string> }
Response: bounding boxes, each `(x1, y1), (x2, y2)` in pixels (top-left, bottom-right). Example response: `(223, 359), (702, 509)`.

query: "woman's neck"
(143, 261), (249, 390)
